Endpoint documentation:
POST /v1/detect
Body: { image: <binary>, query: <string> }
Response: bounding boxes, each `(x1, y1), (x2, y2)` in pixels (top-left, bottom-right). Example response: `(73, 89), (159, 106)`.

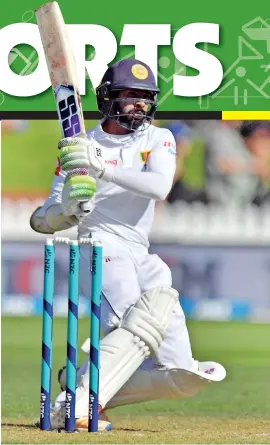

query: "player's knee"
(121, 286), (179, 353)
(154, 258), (172, 287)
(154, 255), (172, 286)
(142, 255), (172, 289)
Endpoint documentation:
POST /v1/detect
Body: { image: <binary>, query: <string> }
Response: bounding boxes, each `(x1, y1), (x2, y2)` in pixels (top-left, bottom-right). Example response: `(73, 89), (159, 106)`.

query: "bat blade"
(36, 1), (85, 137)
(36, 2), (91, 213)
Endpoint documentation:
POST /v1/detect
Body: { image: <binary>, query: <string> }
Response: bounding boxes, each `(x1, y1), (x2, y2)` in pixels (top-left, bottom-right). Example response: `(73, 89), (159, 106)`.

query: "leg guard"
(98, 286), (178, 407)
(106, 361), (226, 408)
(75, 286), (179, 414)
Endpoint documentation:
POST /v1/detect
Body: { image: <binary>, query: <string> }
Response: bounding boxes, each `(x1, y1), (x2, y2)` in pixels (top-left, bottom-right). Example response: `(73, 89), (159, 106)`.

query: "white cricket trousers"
(79, 231), (195, 370)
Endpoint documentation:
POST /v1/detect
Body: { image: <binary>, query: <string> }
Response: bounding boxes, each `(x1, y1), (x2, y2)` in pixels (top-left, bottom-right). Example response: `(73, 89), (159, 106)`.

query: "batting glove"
(58, 136), (105, 179)
(58, 136), (102, 218)
(61, 175), (96, 219)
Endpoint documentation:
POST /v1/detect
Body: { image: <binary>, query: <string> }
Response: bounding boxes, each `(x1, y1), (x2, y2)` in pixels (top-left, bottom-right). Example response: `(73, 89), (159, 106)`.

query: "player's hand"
(58, 136), (105, 179)
(61, 175), (96, 219)
(86, 139), (106, 179)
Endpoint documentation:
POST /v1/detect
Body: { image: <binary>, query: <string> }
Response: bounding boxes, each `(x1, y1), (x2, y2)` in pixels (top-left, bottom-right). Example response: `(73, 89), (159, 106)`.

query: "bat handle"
(79, 201), (93, 214)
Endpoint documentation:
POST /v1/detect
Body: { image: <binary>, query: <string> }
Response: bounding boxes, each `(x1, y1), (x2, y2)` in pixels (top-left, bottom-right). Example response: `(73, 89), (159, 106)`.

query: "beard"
(119, 109), (146, 129)
(109, 99), (153, 131)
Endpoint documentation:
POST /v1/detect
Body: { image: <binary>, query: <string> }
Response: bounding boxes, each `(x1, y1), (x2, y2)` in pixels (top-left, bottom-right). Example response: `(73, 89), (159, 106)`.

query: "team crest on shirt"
(140, 150), (151, 163)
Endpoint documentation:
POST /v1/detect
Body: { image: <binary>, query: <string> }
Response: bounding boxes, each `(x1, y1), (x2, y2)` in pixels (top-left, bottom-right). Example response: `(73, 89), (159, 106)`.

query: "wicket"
(40, 237), (102, 433)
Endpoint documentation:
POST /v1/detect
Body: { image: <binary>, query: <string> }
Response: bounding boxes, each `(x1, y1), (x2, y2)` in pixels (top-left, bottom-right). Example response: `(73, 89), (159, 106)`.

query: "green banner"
(0, 0), (269, 113)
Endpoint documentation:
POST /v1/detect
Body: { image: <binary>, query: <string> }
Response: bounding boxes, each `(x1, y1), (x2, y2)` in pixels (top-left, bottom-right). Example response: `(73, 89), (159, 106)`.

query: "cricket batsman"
(30, 59), (226, 431)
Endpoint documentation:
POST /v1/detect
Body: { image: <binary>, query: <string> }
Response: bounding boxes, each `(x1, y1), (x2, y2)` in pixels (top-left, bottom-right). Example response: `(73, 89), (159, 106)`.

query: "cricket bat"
(35, 1), (91, 213)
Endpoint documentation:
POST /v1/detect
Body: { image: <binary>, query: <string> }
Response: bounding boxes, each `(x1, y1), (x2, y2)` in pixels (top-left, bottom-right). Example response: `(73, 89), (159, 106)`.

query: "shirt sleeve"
(102, 129), (176, 201)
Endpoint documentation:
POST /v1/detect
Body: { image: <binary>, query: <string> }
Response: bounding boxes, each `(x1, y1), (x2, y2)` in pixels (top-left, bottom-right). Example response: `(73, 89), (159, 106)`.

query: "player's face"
(118, 89), (153, 122)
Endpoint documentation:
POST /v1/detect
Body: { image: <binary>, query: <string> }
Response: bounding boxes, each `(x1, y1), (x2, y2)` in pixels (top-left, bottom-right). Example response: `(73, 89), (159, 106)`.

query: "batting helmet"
(96, 59), (160, 132)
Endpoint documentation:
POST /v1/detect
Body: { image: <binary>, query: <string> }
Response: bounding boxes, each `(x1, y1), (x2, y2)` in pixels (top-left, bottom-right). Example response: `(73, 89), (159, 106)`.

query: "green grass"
(1, 120), (205, 195)
(2, 318), (270, 443)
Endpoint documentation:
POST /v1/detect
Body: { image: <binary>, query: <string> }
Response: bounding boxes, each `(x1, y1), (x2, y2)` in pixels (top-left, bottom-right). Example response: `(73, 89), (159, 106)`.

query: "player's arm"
(30, 204), (79, 234)
(78, 129), (176, 200)
(30, 138), (97, 234)
(103, 129), (176, 200)
(30, 160), (82, 234)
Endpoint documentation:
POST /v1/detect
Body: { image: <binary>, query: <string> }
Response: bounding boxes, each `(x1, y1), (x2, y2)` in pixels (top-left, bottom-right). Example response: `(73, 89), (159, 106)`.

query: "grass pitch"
(2, 318), (270, 444)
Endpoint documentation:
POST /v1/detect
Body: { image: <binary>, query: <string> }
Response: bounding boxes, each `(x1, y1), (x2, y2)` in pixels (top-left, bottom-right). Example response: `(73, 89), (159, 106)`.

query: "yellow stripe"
(222, 111), (270, 120)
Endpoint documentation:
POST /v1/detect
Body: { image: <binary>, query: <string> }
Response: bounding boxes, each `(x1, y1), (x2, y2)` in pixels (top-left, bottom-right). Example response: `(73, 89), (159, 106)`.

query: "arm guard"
(30, 204), (79, 234)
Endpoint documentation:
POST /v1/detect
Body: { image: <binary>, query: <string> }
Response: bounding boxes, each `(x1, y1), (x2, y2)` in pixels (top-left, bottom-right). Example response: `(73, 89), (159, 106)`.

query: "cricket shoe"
(56, 367), (112, 430)
(76, 417), (112, 432)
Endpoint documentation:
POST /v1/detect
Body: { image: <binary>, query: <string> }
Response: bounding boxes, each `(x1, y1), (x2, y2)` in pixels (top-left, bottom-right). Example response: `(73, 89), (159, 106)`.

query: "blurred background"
(2, 119), (270, 321)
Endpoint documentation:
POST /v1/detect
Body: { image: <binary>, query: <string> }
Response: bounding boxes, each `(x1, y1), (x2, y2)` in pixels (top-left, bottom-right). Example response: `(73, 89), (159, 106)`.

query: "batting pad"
(106, 361), (227, 408)
(98, 287), (179, 407)
(75, 286), (179, 412)
(57, 360), (226, 417)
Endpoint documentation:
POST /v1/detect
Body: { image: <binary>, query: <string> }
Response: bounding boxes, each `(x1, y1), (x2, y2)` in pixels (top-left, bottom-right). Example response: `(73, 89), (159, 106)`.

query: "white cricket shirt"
(41, 122), (176, 247)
